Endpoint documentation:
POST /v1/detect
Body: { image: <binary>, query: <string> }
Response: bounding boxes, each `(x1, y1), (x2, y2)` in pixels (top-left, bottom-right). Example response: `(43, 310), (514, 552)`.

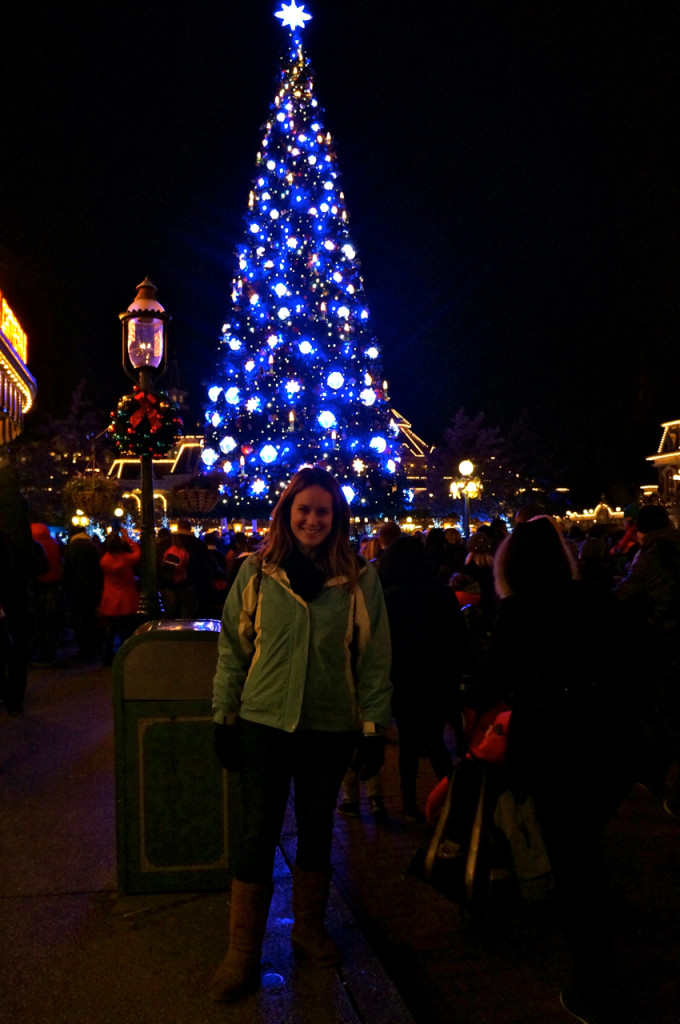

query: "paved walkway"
(2, 638), (679, 1023)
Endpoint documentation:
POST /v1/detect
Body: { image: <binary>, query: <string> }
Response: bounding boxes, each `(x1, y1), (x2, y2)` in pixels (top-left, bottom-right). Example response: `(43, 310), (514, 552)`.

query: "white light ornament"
(220, 436), (237, 454)
(208, 386), (222, 402)
(366, 346), (379, 359)
(370, 436), (387, 454)
(275, 2), (312, 30)
(318, 410), (337, 430)
(360, 388), (376, 406)
(225, 387), (240, 405)
(201, 448), (219, 467)
(299, 340), (313, 355)
(260, 444), (278, 464)
(341, 485), (356, 505)
(327, 371), (344, 390)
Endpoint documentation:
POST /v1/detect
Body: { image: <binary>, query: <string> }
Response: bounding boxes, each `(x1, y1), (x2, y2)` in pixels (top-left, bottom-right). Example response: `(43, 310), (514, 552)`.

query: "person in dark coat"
(379, 536), (466, 819)
(0, 456), (35, 713)
(478, 516), (641, 1023)
(614, 504), (680, 816)
(424, 527), (451, 583)
(62, 528), (103, 659)
(158, 520), (217, 619)
(463, 530), (498, 627)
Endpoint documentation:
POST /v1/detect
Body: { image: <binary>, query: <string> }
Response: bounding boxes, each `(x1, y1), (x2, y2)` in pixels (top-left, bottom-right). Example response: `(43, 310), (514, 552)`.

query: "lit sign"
(0, 294), (28, 364)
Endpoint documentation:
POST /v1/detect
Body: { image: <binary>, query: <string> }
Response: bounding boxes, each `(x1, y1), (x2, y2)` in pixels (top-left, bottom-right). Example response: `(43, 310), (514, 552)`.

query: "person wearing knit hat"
(615, 502), (680, 819)
(466, 531), (492, 555)
(463, 530), (496, 625)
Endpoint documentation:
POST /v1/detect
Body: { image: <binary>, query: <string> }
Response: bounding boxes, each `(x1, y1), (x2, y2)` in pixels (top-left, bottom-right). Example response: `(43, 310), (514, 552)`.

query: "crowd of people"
(207, 482), (680, 1024)
(0, 501), (266, 708)
(2, 460), (679, 1023)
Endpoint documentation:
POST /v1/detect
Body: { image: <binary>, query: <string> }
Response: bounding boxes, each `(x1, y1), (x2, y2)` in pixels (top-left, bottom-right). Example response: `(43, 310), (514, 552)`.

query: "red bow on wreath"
(129, 390), (161, 432)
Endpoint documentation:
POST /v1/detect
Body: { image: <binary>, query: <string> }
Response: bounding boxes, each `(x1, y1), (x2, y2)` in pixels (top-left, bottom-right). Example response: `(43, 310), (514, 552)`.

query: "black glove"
(214, 721), (240, 773)
(0, 612), (12, 653)
(352, 734), (386, 781)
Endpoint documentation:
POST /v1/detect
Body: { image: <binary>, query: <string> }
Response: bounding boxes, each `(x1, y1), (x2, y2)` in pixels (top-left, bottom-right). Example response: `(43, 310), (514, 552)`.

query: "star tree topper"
(275, 1), (312, 31)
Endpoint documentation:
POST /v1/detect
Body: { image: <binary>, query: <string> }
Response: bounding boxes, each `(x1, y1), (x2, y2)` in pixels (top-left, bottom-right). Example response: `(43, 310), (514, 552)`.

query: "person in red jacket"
(99, 527), (140, 665)
(30, 523), (64, 665)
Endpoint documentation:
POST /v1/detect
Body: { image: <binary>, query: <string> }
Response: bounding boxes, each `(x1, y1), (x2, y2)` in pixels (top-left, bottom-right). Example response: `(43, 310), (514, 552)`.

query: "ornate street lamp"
(457, 460), (475, 539)
(120, 278), (171, 620)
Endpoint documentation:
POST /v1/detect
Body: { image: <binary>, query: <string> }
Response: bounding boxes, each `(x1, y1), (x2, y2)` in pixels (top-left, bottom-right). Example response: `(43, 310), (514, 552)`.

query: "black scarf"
(283, 546), (327, 601)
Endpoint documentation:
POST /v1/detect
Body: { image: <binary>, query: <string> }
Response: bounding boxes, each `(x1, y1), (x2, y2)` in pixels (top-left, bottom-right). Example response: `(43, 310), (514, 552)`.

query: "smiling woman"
(289, 484), (333, 555)
(210, 465), (392, 1002)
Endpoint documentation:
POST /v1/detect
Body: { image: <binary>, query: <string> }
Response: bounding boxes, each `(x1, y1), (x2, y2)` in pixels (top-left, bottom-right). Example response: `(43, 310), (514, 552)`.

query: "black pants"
(32, 583), (62, 662)
(0, 604), (30, 713)
(532, 766), (633, 998)
(395, 709), (452, 807)
(102, 614), (138, 663)
(234, 720), (355, 884)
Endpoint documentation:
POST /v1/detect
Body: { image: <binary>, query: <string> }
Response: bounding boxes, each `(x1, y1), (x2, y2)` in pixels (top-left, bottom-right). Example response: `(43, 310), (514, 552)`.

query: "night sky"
(2, 0), (677, 506)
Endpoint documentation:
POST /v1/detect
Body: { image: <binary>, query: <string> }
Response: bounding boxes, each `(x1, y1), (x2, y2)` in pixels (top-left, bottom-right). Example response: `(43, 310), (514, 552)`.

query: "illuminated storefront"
(647, 419), (680, 506)
(0, 290), (37, 443)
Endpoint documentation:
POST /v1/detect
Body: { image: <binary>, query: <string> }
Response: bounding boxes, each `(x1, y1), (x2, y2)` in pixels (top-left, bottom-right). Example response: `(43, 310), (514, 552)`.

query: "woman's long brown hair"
(257, 466), (358, 587)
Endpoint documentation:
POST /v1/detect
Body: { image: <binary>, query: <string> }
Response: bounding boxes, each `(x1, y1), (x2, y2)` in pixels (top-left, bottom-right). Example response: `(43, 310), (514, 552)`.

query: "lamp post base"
(137, 591), (164, 622)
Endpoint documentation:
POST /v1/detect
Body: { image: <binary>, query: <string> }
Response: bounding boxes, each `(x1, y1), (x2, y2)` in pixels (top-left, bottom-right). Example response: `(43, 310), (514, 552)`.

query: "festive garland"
(109, 387), (183, 457)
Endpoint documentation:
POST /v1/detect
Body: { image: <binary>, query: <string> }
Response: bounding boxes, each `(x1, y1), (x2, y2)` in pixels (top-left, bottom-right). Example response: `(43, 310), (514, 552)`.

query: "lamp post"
(120, 278), (170, 621)
(458, 459), (475, 539)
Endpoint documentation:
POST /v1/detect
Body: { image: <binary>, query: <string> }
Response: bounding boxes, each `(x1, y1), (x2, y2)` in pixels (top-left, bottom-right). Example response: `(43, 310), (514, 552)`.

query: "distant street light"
(120, 278), (171, 620)
(458, 460), (475, 540)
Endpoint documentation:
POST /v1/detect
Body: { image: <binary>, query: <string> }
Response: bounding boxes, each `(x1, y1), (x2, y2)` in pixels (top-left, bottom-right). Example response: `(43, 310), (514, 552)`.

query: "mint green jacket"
(212, 554), (392, 733)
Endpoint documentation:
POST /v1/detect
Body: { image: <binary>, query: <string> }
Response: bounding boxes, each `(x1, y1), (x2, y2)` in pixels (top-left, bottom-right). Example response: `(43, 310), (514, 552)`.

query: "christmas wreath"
(109, 387), (183, 457)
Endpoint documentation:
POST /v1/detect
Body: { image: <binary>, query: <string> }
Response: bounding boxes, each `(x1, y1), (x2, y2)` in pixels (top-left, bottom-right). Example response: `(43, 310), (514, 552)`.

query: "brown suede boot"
(291, 865), (341, 966)
(210, 879), (272, 1003)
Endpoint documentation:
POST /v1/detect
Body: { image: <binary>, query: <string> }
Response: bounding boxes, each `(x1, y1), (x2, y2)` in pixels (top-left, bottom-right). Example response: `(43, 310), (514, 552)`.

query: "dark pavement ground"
(1, 636), (679, 1024)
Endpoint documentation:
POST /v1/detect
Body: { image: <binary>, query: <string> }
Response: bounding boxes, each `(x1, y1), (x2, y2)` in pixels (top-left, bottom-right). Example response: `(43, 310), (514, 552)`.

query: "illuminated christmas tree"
(202, 2), (407, 517)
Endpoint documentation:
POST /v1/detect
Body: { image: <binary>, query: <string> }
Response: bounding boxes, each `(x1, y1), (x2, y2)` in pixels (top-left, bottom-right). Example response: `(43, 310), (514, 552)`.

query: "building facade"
(646, 419), (680, 508)
(0, 290), (37, 444)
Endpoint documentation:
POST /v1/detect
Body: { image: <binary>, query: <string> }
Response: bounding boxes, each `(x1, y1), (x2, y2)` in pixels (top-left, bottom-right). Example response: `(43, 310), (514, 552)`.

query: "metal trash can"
(113, 619), (229, 895)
